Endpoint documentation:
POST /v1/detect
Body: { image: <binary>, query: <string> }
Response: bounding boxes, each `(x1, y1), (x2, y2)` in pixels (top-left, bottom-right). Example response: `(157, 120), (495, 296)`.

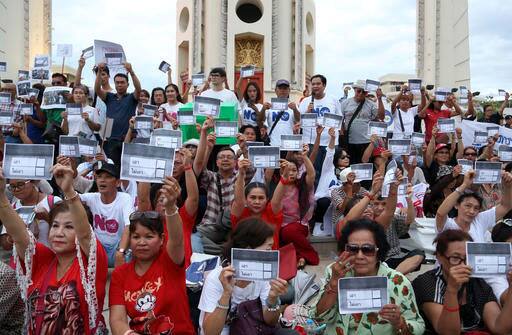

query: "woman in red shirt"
(109, 176), (195, 335)
(230, 158), (288, 249)
(0, 164), (108, 335)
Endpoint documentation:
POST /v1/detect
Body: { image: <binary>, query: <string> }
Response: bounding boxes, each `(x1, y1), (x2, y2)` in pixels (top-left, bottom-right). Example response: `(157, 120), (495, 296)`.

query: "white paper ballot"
(408, 79), (422, 94)
(473, 131), (489, 145)
(301, 114), (317, 128)
(323, 113), (343, 129)
(248, 146), (280, 169)
(178, 110), (195, 125)
(240, 65), (255, 78)
(246, 141), (264, 148)
(134, 116), (153, 130)
(397, 177), (409, 196)
(56, 44), (73, 58)
(27, 88), (39, 98)
(381, 160), (398, 198)
(499, 89), (507, 97)
(368, 121), (388, 137)
(192, 74), (204, 87)
(487, 126), (499, 137)
(101, 118), (114, 140)
(0, 112), (13, 126)
(365, 79), (380, 93)
(437, 118), (455, 133)
(338, 276), (389, 314)
(215, 121), (238, 137)
(459, 86), (468, 104)
(150, 129), (182, 149)
(16, 80), (31, 97)
(458, 159), (474, 175)
(231, 248), (279, 281)
(193, 96), (221, 118)
(467, 242), (511, 278)
(3, 144), (54, 180)
(411, 132), (425, 146)
(158, 61), (171, 73)
(78, 137), (98, 157)
(271, 98), (288, 111)
(474, 161), (502, 184)
(435, 91), (448, 102)
(351, 163), (373, 181)
(18, 70), (30, 81)
(499, 145), (512, 162)
(388, 139), (411, 155)
(82, 46), (94, 59)
(66, 103), (83, 116)
(104, 52), (123, 66)
(280, 135), (302, 151)
(0, 62), (6, 72)
(0, 93), (11, 104)
(33, 55), (49, 69)
(120, 143), (175, 183)
(20, 104), (33, 116)
(142, 104), (157, 117)
(59, 136), (81, 157)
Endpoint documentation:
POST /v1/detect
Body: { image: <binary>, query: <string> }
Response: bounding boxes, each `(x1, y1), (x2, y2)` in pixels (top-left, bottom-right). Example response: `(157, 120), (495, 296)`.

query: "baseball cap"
(183, 138), (200, 147)
(275, 79), (290, 88)
(505, 115), (512, 120)
(435, 143), (448, 153)
(94, 161), (120, 179)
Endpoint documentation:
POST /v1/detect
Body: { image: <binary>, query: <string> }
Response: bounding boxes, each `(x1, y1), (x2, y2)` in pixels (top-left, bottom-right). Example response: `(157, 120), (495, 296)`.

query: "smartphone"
(426, 84), (434, 90)
(473, 91), (480, 97)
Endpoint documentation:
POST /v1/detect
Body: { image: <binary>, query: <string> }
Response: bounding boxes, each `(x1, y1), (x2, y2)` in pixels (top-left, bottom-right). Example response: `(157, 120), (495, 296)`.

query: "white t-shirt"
(198, 266), (270, 335)
(239, 99), (263, 126)
(392, 106), (418, 139)
(201, 88), (239, 105)
(63, 105), (99, 138)
(315, 146), (342, 199)
(161, 102), (184, 120)
(438, 207), (496, 242)
(299, 95), (342, 146)
(266, 108), (295, 146)
(79, 192), (134, 248)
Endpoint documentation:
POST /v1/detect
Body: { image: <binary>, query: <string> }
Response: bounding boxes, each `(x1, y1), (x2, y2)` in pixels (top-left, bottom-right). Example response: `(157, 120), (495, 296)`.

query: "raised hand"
(268, 278), (288, 299)
(124, 62), (133, 74)
(238, 158), (251, 176)
(160, 176), (181, 210)
(51, 163), (75, 194)
(219, 266), (236, 295)
(447, 264), (471, 291)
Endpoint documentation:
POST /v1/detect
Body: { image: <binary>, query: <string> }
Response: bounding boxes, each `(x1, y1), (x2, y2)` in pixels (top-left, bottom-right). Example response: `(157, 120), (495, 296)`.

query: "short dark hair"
(216, 146), (236, 159)
(343, 196), (363, 217)
(434, 229), (472, 255)
(129, 212), (164, 236)
(49, 201), (93, 229)
(210, 67), (226, 77)
(93, 65), (110, 76)
(338, 218), (390, 262)
(139, 89), (150, 99)
(114, 73), (129, 82)
(483, 104), (493, 112)
(243, 81), (262, 103)
(492, 221), (512, 242)
(456, 191), (483, 209)
(51, 73), (68, 83)
(239, 124), (261, 141)
(223, 218), (275, 262)
(244, 182), (268, 198)
(311, 74), (327, 86)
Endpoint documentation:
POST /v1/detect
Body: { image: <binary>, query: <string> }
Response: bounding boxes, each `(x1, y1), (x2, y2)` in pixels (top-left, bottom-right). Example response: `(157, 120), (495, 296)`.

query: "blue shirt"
(105, 92), (137, 140)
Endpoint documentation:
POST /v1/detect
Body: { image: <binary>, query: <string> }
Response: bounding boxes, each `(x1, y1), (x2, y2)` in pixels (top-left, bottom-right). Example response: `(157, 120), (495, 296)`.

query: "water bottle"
(304, 318), (316, 335)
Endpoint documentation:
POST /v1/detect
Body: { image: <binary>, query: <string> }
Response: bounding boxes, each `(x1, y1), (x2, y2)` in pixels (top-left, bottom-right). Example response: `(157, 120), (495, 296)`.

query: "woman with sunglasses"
(311, 218), (424, 335)
(0, 164), (108, 334)
(230, 158), (287, 250)
(413, 229), (512, 334)
(0, 179), (60, 249)
(436, 170), (512, 242)
(109, 176), (195, 335)
(424, 126), (463, 185)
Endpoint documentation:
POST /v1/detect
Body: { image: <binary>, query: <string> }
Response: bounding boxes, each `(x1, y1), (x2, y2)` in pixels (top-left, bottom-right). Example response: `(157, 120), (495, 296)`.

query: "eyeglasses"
(464, 152), (477, 156)
(345, 243), (379, 256)
(501, 218), (512, 227)
(445, 255), (466, 265)
(129, 211), (161, 222)
(7, 181), (30, 191)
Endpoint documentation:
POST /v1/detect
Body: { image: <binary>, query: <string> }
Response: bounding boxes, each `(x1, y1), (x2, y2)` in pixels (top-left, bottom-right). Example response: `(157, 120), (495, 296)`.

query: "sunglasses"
(129, 211), (160, 222)
(464, 152), (477, 156)
(345, 243), (379, 256)
(340, 155), (350, 159)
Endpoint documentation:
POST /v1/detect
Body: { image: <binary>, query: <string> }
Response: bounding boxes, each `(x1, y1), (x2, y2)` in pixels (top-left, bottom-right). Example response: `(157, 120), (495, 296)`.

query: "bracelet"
(64, 191), (79, 202)
(454, 187), (463, 195)
(280, 176), (292, 185)
(216, 300), (230, 310)
(325, 281), (338, 295)
(265, 297), (281, 312)
(164, 207), (179, 217)
(443, 305), (460, 313)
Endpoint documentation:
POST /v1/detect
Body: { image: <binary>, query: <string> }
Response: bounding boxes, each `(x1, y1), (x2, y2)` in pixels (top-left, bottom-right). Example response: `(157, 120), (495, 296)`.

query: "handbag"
(340, 100), (365, 149)
(229, 299), (276, 335)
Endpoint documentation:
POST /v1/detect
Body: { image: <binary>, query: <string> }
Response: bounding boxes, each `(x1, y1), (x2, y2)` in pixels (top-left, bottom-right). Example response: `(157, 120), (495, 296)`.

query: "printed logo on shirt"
(124, 277), (163, 302)
(313, 106), (331, 117)
(94, 214), (120, 234)
(271, 111), (290, 121)
(243, 109), (257, 122)
(135, 292), (156, 313)
(132, 290), (174, 334)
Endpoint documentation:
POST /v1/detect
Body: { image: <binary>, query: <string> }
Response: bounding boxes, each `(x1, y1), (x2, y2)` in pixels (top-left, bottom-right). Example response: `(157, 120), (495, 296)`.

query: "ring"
(345, 262), (351, 269)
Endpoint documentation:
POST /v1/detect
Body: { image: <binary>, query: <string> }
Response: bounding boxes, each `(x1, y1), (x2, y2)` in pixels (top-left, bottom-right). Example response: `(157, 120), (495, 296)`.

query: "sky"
(51, 0), (510, 98)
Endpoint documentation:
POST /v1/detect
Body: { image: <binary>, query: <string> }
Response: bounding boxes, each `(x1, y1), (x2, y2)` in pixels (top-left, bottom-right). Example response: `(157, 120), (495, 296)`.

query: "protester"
(390, 86), (425, 139)
(235, 76), (263, 126)
(61, 84), (100, 138)
(200, 67), (238, 105)
(418, 92), (462, 143)
(0, 164), (108, 334)
(477, 92), (509, 124)
(413, 229), (512, 334)
(310, 219), (425, 334)
(161, 83), (185, 121)
(42, 73), (69, 128)
(109, 176), (195, 335)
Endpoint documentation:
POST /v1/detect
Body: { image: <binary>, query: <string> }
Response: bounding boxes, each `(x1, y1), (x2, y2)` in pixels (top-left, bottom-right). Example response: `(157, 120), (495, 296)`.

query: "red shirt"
(423, 108), (452, 142)
(109, 248), (195, 335)
(231, 202), (283, 250)
(161, 206), (195, 268)
(25, 241), (108, 335)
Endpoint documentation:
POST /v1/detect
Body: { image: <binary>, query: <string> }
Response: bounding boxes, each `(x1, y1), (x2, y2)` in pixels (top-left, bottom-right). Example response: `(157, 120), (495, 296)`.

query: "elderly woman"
(310, 218), (424, 335)
(412, 229), (512, 334)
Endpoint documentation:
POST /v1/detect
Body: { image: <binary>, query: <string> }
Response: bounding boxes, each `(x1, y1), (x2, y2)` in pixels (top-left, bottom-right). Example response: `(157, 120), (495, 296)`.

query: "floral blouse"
(310, 263), (425, 335)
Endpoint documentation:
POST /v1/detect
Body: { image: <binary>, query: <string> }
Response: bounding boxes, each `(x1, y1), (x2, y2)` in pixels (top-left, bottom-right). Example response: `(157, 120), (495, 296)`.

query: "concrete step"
(310, 235), (338, 259)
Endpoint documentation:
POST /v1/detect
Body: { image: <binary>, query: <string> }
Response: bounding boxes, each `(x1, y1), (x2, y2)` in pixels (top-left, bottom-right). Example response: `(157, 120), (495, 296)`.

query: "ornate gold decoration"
(235, 39), (263, 68)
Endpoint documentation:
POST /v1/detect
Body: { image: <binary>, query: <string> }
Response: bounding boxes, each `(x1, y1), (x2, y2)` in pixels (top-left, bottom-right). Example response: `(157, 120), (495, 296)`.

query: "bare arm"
(498, 93), (509, 116)
(496, 172), (512, 220)
(309, 125), (325, 163)
(167, 68), (173, 85)
(231, 160), (249, 218)
(375, 170), (402, 229)
(74, 56), (85, 87)
(302, 146), (316, 190)
(126, 63), (141, 100)
(136, 182), (152, 211)
(376, 89), (385, 121)
(391, 89), (403, 113)
(418, 92), (430, 118)
(257, 102), (269, 127)
(450, 97), (462, 117)
(182, 149), (199, 216)
(235, 75), (244, 102)
(162, 176), (185, 265)
(109, 305), (132, 335)
(417, 87), (427, 111)
(436, 171), (473, 231)
(94, 63), (108, 102)
(193, 117), (214, 173)
(61, 112), (69, 134)
(425, 126), (438, 168)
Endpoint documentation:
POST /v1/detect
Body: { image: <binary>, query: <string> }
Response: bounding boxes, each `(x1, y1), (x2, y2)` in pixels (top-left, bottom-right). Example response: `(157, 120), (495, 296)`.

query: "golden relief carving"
(235, 39), (263, 68)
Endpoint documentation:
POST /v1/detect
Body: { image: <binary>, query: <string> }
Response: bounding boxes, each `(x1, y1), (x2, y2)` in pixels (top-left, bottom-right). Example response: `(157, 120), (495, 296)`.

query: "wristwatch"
(116, 247), (126, 255)
(265, 297), (281, 312)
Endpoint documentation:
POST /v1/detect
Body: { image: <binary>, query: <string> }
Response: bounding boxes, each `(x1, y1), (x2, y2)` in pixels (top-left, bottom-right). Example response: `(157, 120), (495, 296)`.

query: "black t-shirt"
(412, 267), (497, 334)
(478, 113), (502, 125)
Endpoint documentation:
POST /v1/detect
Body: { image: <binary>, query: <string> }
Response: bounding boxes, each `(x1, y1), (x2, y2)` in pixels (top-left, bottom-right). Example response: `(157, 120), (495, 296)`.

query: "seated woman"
(489, 220), (512, 306)
(231, 158), (287, 249)
(0, 164), (108, 334)
(330, 168), (368, 226)
(436, 170), (512, 242)
(199, 217), (290, 335)
(412, 229), (512, 334)
(109, 176), (195, 334)
(310, 218), (424, 334)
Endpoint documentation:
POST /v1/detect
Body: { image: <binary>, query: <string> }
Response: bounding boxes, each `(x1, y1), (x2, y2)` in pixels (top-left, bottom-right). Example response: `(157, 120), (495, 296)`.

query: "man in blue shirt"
(95, 62), (141, 165)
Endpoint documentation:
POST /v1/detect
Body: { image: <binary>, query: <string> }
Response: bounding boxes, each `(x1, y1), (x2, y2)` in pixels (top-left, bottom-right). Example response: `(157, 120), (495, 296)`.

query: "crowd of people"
(0, 53), (512, 335)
